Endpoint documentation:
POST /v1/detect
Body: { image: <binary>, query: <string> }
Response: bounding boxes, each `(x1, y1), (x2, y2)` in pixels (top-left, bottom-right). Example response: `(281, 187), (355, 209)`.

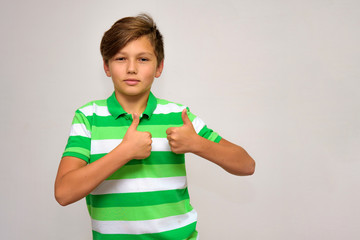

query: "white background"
(1, 0), (359, 239)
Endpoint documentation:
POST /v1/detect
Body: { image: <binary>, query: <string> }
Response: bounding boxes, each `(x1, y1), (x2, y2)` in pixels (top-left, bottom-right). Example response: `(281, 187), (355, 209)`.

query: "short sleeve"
(62, 110), (91, 163)
(186, 108), (222, 143)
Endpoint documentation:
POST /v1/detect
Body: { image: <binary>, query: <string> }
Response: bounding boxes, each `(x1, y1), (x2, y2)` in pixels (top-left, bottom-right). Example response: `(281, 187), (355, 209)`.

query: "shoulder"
(75, 98), (109, 117)
(154, 97), (188, 114)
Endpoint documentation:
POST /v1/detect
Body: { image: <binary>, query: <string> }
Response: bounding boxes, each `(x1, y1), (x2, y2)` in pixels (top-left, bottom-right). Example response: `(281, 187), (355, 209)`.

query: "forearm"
(56, 114), (152, 206)
(55, 144), (132, 206)
(191, 137), (255, 176)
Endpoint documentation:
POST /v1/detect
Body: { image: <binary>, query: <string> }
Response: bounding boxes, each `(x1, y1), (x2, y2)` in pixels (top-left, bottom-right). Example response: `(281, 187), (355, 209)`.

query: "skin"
(103, 35), (163, 114)
(55, 36), (255, 206)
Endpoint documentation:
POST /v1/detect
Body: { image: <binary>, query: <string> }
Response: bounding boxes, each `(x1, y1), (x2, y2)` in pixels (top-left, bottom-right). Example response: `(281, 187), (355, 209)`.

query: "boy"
(55, 14), (255, 240)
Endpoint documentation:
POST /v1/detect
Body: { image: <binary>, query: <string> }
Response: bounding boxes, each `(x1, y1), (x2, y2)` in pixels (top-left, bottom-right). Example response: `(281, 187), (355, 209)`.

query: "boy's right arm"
(54, 113), (151, 206)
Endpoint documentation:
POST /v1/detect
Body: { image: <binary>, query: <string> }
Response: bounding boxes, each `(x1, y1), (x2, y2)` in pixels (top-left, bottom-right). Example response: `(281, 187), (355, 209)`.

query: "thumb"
(181, 108), (192, 126)
(129, 113), (140, 130)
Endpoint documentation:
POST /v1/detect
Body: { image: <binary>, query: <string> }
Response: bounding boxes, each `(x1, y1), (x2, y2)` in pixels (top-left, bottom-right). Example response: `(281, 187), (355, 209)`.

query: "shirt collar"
(107, 92), (157, 119)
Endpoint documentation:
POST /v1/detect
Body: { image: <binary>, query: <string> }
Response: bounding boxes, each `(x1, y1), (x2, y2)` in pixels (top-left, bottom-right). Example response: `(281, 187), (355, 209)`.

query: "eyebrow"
(117, 51), (154, 56)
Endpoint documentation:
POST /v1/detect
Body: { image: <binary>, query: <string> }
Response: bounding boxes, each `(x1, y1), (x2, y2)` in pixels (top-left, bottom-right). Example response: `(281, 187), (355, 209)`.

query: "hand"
(166, 109), (199, 154)
(122, 113), (152, 159)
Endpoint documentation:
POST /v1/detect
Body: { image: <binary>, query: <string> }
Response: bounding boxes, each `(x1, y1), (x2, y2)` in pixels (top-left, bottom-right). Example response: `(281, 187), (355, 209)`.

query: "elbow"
(55, 193), (68, 207)
(247, 159), (256, 175)
(54, 187), (71, 206)
(233, 146), (255, 176)
(56, 197), (70, 207)
(232, 159), (256, 176)
(246, 162), (255, 176)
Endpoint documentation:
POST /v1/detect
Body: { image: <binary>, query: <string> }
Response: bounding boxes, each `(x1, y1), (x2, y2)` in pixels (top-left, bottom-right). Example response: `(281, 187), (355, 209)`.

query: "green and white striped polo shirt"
(62, 91), (221, 240)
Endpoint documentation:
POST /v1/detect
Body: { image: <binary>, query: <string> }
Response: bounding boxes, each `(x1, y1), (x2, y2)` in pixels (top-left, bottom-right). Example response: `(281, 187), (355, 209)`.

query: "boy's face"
(104, 36), (163, 99)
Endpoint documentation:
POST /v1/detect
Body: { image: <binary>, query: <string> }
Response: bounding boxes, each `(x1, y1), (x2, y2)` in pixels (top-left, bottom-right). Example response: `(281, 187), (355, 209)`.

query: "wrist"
(189, 134), (205, 154)
(113, 141), (133, 162)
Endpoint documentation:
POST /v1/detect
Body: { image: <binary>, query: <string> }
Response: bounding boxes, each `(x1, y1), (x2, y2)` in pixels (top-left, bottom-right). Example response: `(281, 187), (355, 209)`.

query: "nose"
(127, 59), (137, 74)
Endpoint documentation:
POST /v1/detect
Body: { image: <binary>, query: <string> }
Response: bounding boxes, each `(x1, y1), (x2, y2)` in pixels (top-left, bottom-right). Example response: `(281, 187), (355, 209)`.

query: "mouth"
(124, 79), (140, 86)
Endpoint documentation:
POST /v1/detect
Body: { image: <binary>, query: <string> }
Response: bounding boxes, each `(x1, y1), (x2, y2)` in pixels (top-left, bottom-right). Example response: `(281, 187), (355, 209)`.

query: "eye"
(139, 58), (149, 62)
(115, 57), (126, 61)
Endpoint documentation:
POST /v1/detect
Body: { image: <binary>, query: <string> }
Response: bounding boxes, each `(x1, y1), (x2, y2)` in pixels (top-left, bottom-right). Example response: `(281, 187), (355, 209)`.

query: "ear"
(155, 60), (164, 78)
(103, 60), (111, 77)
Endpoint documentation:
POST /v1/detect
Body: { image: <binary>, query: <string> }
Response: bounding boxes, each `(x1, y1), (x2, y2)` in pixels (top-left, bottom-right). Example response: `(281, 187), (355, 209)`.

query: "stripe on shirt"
(91, 176), (187, 195)
(87, 188), (190, 208)
(90, 199), (193, 221)
(79, 102), (185, 117)
(90, 138), (171, 155)
(107, 164), (186, 180)
(192, 117), (206, 134)
(70, 123), (91, 137)
(153, 103), (186, 114)
(89, 118), (203, 140)
(79, 104), (111, 117)
(91, 209), (197, 235)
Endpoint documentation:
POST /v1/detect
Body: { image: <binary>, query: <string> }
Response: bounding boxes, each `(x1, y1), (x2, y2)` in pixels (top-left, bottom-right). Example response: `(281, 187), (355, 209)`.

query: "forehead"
(118, 36), (155, 55)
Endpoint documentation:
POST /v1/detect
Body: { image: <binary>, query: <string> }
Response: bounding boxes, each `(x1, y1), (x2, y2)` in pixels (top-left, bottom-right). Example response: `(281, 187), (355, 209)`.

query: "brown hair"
(100, 13), (164, 67)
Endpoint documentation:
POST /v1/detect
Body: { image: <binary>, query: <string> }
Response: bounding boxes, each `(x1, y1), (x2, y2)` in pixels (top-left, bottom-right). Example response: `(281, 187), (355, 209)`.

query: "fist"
(122, 113), (152, 159)
(166, 109), (198, 154)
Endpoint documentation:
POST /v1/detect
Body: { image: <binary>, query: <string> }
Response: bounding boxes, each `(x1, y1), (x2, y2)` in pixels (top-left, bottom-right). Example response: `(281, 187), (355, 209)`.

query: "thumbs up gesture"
(122, 113), (152, 159)
(166, 109), (199, 154)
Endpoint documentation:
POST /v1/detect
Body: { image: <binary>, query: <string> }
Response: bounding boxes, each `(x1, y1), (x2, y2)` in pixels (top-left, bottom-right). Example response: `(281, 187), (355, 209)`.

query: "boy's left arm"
(166, 109), (255, 176)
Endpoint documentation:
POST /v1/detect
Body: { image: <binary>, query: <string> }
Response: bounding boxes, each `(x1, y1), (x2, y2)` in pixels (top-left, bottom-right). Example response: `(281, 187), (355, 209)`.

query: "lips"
(124, 79), (140, 86)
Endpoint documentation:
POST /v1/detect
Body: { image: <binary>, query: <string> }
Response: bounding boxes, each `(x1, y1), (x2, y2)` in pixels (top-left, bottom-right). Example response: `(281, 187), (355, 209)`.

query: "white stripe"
(91, 138), (170, 154)
(70, 123), (91, 138)
(91, 139), (122, 154)
(91, 176), (187, 195)
(153, 103), (186, 114)
(79, 104), (111, 117)
(152, 138), (171, 151)
(192, 117), (206, 134)
(92, 209), (197, 234)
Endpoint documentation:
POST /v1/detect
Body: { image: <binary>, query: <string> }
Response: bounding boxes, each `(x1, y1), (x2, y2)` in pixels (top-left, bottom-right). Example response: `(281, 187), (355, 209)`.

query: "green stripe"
(72, 112), (89, 125)
(188, 230), (198, 240)
(92, 221), (197, 240)
(91, 126), (127, 140)
(65, 135), (90, 148)
(90, 152), (185, 165)
(73, 110), (92, 130)
(63, 147), (90, 157)
(208, 132), (220, 142)
(214, 135), (222, 143)
(90, 113), (184, 127)
(92, 116), (129, 127)
(90, 199), (193, 221)
(107, 163), (186, 180)
(198, 125), (220, 142)
(91, 124), (182, 140)
(187, 111), (196, 122)
(62, 152), (89, 162)
(87, 188), (189, 208)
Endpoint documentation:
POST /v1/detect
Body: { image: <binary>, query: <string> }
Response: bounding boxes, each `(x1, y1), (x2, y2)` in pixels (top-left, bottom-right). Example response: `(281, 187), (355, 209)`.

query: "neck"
(114, 91), (150, 115)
